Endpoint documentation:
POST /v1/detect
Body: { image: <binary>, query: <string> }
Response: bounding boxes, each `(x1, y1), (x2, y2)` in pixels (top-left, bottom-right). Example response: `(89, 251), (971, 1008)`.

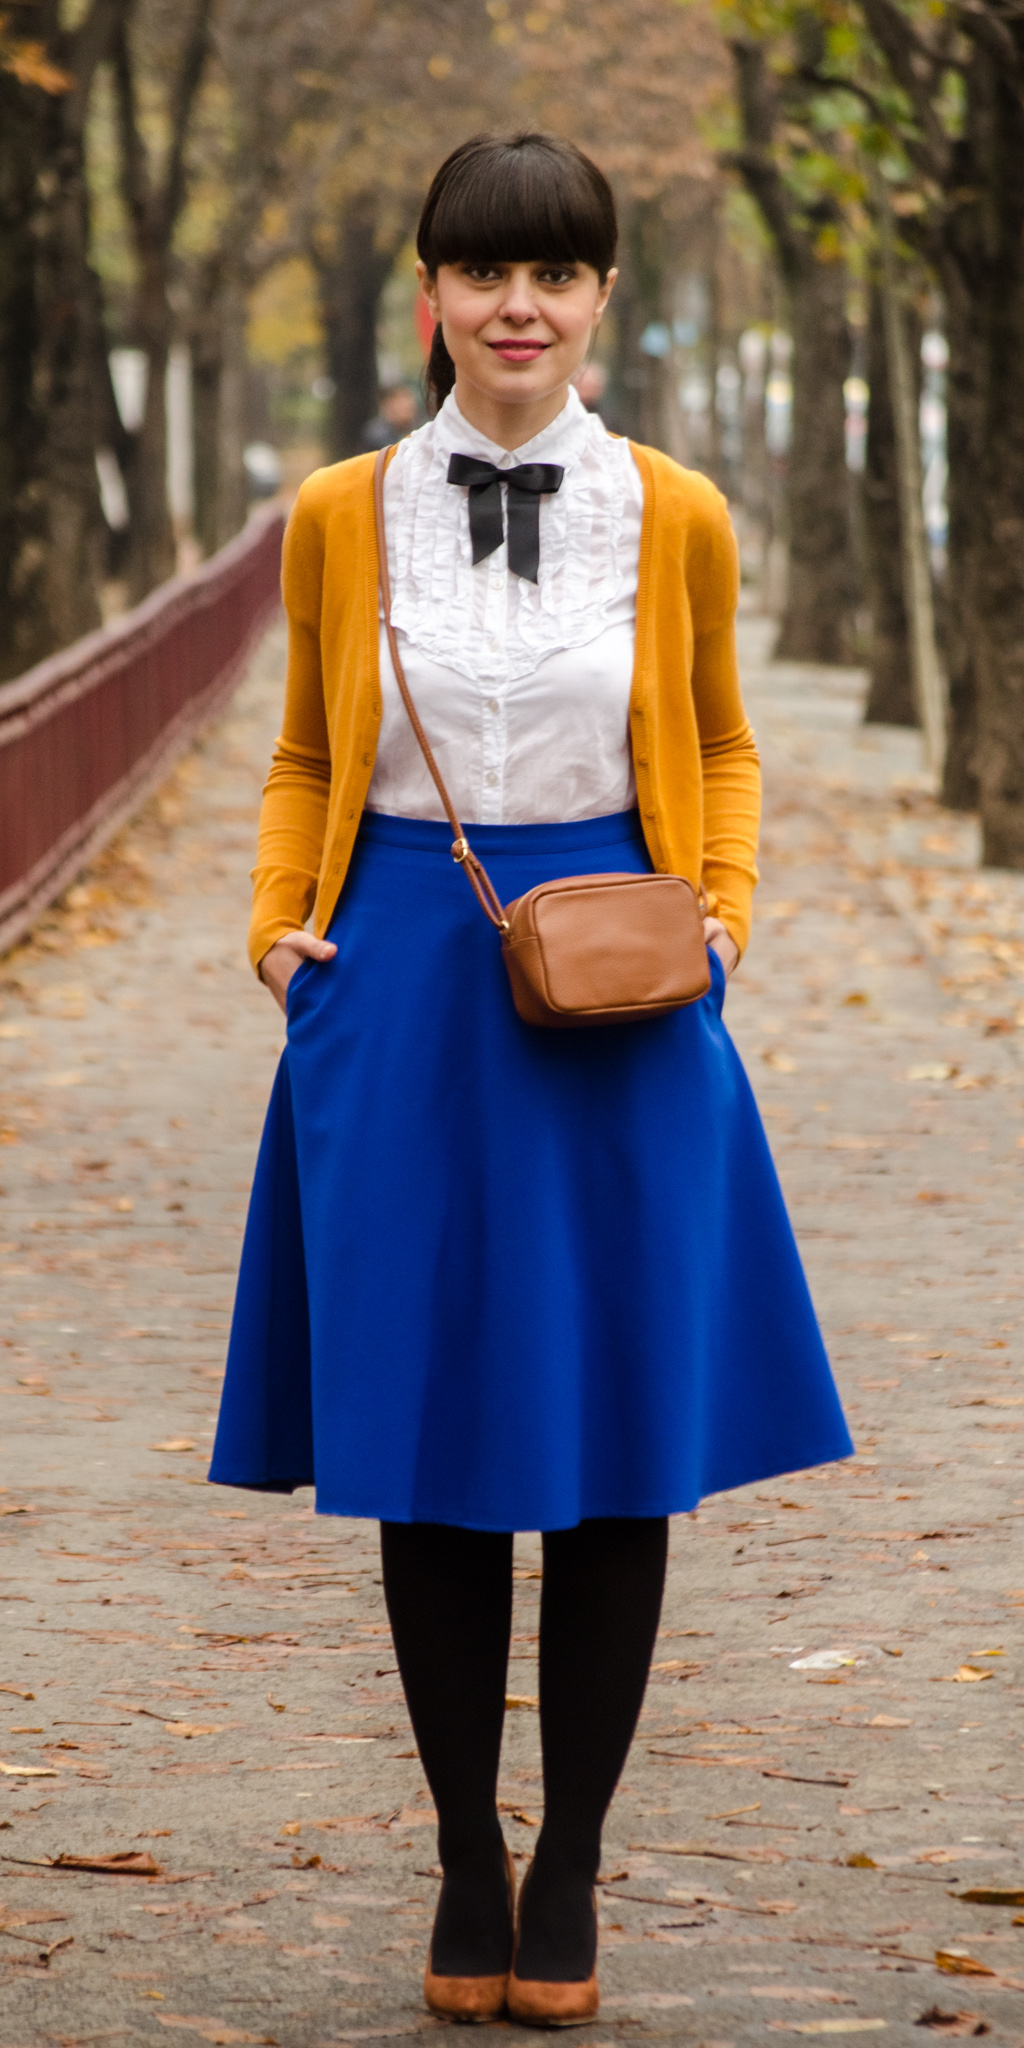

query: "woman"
(211, 132), (852, 2027)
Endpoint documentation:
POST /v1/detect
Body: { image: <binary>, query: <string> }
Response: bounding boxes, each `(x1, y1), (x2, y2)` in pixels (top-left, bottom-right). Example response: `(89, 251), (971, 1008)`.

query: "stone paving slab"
(0, 617), (1022, 2046)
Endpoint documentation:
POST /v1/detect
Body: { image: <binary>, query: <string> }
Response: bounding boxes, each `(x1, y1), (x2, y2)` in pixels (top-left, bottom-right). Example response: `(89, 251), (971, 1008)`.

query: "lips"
(488, 341), (549, 362)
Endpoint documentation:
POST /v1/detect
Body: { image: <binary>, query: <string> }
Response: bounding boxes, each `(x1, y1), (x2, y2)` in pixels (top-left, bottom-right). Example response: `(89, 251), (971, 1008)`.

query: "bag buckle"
(452, 838), (470, 865)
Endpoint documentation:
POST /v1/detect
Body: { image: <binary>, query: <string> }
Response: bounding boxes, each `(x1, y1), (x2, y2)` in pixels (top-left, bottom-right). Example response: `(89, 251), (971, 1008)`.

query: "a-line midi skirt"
(210, 808), (853, 1530)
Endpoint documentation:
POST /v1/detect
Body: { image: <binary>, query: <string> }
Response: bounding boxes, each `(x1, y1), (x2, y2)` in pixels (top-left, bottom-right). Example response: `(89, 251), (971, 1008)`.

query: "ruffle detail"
(383, 388), (642, 685)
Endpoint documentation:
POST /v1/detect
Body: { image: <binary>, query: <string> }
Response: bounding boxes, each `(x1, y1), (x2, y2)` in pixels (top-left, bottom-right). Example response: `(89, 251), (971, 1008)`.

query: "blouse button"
(485, 771), (498, 788)
(487, 698), (500, 715)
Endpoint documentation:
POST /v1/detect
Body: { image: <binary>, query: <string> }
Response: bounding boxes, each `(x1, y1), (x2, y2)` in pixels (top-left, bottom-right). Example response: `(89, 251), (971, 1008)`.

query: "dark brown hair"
(417, 132), (618, 410)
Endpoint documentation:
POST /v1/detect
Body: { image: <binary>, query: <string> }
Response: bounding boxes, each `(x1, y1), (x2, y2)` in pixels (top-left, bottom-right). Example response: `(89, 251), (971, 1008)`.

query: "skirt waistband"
(358, 807), (645, 856)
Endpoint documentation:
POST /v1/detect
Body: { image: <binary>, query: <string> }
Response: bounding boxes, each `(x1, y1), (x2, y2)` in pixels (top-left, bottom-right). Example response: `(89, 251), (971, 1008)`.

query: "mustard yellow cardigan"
(248, 442), (760, 973)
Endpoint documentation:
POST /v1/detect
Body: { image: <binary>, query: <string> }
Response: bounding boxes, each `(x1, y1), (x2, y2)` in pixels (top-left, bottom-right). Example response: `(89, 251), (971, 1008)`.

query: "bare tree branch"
(858, 0), (952, 174)
(726, 40), (808, 280)
(163, 0), (215, 237)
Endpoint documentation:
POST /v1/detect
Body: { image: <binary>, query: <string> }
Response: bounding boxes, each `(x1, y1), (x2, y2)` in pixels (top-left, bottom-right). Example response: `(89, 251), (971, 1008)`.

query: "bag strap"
(373, 447), (510, 935)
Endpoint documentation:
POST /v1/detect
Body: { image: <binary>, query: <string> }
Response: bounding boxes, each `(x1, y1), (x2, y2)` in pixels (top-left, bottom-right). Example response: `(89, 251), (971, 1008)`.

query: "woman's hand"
(703, 915), (739, 979)
(259, 931), (337, 1014)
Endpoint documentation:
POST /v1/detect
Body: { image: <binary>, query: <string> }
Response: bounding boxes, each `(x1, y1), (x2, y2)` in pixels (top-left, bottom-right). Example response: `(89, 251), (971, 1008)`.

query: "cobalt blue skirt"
(210, 809), (852, 1529)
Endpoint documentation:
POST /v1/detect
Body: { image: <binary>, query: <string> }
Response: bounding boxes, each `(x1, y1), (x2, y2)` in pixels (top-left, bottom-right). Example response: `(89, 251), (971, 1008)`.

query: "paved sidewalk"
(1, 616), (1023, 2047)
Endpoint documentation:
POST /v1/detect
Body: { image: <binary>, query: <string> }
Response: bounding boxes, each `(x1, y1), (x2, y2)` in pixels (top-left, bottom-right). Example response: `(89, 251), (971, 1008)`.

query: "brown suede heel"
(506, 1860), (600, 2029)
(423, 1842), (516, 2024)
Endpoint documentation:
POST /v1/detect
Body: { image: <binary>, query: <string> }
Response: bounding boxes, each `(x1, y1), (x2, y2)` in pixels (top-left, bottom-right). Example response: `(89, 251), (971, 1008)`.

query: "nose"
(497, 266), (541, 326)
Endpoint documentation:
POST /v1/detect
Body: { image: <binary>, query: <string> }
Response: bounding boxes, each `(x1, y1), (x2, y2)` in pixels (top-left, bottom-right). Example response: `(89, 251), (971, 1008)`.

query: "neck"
(451, 375), (570, 451)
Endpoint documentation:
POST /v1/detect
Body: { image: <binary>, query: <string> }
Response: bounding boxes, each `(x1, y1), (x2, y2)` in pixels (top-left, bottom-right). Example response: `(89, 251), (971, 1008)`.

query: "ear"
(594, 267), (618, 321)
(415, 259), (441, 324)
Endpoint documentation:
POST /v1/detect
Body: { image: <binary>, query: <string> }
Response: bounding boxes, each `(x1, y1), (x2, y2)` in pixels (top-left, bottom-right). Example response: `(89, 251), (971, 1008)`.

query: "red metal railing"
(0, 505), (284, 956)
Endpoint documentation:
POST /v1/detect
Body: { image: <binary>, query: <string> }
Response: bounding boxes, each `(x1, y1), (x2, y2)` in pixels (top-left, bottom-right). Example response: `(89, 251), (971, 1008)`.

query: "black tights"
(380, 1516), (667, 1980)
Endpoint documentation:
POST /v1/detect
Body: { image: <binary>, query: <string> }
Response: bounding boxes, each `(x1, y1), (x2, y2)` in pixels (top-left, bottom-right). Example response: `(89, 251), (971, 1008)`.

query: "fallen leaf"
(279, 1824), (301, 1838)
(935, 1668), (994, 1685)
(163, 1723), (224, 1738)
(650, 1659), (705, 1676)
(505, 1694), (538, 1709)
(156, 2019), (279, 2046)
(266, 1693), (286, 1713)
(149, 1440), (196, 1454)
(497, 1801), (540, 1825)
(764, 1049), (798, 1072)
(846, 1853), (878, 1869)
(49, 1851), (165, 1876)
(908, 1063), (956, 1082)
(769, 2023), (887, 2036)
(956, 1887), (1024, 1906)
(0, 1761), (58, 1777)
(751, 1986), (855, 2003)
(709, 1803), (762, 1820)
(763, 1769), (852, 1787)
(868, 1715), (912, 1728)
(0, 1685), (35, 1701)
(935, 1951), (995, 1978)
(913, 2010), (990, 2036)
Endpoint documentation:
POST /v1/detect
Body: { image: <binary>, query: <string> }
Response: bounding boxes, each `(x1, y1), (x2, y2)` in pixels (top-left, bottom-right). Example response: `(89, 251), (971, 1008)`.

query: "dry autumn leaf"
(913, 2013), (990, 2038)
(956, 1887), (1024, 1906)
(935, 1950), (995, 1977)
(0, 39), (74, 91)
(156, 2020), (279, 2046)
(149, 1439), (196, 1454)
(935, 1667), (994, 1684)
(0, 1761), (58, 1777)
(49, 1851), (165, 1876)
(163, 1722), (224, 1738)
(505, 1694), (538, 1709)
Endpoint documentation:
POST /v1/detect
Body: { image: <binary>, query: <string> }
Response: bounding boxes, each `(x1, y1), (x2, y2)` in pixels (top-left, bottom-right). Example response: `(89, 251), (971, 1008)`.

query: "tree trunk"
(317, 197), (395, 462)
(609, 200), (666, 449)
(215, 274), (248, 545)
(190, 254), (222, 559)
(0, 62), (105, 679)
(862, 280), (916, 725)
(970, 64), (1024, 867)
(121, 250), (175, 602)
(939, 271), (983, 809)
(776, 246), (857, 663)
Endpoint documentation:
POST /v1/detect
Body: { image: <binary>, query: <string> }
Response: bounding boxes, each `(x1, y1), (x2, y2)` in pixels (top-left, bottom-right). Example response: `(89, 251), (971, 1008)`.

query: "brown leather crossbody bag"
(373, 446), (711, 1029)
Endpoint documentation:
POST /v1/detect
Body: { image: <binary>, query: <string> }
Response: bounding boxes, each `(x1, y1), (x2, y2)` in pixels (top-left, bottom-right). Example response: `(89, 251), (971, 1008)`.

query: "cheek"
(440, 293), (494, 344)
(547, 299), (600, 349)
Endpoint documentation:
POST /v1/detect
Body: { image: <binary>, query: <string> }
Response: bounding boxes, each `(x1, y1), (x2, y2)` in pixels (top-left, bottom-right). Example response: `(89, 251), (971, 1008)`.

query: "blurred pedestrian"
(211, 130), (851, 2028)
(361, 381), (420, 450)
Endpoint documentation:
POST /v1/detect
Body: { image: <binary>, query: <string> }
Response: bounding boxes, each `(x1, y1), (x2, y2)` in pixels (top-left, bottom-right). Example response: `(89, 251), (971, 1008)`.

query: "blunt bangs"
(417, 133), (617, 283)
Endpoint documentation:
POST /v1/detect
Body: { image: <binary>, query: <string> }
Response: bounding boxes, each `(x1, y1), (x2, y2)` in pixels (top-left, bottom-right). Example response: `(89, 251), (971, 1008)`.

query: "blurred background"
(3, 0), (1022, 861)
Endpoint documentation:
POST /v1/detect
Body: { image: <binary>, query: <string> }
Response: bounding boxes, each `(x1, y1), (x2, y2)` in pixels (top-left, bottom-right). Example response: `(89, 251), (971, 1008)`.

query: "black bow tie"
(447, 453), (565, 584)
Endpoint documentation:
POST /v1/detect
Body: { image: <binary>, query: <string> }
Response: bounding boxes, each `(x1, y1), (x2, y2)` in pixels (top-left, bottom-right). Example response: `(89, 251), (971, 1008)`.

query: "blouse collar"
(432, 384), (593, 474)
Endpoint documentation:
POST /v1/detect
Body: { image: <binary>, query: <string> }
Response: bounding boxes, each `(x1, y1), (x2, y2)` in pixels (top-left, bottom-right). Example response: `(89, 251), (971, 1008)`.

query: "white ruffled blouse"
(368, 386), (644, 826)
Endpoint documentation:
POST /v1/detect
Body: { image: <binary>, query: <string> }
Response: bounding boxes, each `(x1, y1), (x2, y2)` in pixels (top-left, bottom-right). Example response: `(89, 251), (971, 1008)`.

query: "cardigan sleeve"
(248, 478), (334, 973)
(687, 487), (761, 954)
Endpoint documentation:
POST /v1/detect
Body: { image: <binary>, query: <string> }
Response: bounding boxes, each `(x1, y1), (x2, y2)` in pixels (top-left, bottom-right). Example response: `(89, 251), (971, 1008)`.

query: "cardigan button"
(644, 807), (656, 819)
(362, 751), (372, 766)
(637, 754), (649, 766)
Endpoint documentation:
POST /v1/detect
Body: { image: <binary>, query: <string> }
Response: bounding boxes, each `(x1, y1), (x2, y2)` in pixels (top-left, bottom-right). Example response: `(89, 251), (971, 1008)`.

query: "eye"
(537, 265), (577, 285)
(462, 263), (503, 283)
